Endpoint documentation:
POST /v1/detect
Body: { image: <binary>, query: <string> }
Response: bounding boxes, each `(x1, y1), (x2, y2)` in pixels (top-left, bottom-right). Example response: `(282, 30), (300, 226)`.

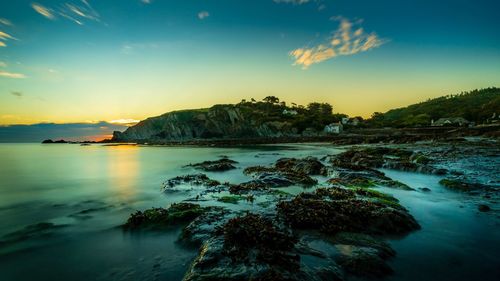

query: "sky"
(1, 0), (499, 131)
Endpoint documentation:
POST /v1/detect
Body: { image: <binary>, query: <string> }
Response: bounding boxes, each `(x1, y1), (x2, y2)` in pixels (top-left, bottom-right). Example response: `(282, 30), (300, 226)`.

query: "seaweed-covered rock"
(183, 214), (319, 281)
(327, 170), (413, 191)
(229, 180), (269, 194)
(163, 174), (222, 190)
(439, 178), (490, 192)
(277, 188), (420, 235)
(330, 146), (446, 175)
(186, 158), (238, 172)
(239, 157), (323, 193)
(124, 203), (206, 229)
(182, 207), (233, 245)
(274, 157), (328, 176)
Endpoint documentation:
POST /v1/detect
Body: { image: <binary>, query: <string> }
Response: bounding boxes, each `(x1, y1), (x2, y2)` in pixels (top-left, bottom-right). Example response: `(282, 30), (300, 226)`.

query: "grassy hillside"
(369, 88), (500, 127)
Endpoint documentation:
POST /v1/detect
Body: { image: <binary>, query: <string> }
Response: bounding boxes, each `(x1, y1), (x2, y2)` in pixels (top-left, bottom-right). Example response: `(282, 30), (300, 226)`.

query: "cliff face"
(112, 105), (299, 142)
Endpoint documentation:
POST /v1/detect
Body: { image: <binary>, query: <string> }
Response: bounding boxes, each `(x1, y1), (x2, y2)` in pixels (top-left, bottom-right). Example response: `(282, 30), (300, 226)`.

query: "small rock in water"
(420, 187), (431, 192)
(478, 204), (491, 212)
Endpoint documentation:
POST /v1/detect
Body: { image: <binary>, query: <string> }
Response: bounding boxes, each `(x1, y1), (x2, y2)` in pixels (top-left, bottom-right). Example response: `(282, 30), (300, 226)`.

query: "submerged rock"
(182, 207), (233, 245)
(336, 246), (393, 278)
(124, 203), (206, 229)
(185, 158), (238, 172)
(478, 204), (491, 212)
(0, 222), (68, 246)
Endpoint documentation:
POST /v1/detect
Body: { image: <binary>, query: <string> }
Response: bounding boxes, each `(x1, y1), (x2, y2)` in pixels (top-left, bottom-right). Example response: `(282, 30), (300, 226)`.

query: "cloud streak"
(32, 1), (100, 25)
(0, 71), (26, 79)
(273, 0), (312, 4)
(290, 17), (386, 69)
(32, 3), (55, 20)
(0, 18), (12, 26)
(198, 11), (210, 20)
(11, 91), (23, 98)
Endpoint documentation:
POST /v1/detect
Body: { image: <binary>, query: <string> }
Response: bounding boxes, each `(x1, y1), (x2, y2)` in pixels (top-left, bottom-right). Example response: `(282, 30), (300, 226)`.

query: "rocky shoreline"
(121, 138), (499, 280)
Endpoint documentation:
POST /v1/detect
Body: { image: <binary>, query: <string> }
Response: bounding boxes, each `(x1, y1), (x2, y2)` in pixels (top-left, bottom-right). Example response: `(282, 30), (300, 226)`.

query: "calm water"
(0, 143), (498, 281)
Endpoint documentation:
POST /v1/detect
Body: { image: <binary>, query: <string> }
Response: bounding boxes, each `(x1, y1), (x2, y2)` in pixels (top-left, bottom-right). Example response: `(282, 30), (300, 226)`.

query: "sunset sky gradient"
(1, 0), (499, 126)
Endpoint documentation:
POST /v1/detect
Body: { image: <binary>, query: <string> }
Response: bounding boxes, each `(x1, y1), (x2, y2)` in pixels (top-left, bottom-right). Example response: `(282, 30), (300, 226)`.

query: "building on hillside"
(487, 113), (499, 124)
(431, 117), (470, 127)
(324, 122), (343, 134)
(282, 109), (298, 116)
(350, 117), (361, 126)
(341, 117), (361, 126)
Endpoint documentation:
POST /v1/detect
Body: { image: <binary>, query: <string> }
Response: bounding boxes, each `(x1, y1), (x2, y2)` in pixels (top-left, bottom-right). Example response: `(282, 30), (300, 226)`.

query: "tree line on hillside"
(225, 96), (347, 133)
(367, 87), (500, 127)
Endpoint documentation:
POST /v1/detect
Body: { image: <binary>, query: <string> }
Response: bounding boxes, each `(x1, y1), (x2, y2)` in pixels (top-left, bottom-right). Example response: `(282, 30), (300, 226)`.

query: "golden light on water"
(106, 145), (139, 200)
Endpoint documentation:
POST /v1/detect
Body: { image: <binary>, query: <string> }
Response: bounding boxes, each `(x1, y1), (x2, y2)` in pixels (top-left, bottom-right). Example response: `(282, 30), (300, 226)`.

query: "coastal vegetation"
(368, 87), (500, 127)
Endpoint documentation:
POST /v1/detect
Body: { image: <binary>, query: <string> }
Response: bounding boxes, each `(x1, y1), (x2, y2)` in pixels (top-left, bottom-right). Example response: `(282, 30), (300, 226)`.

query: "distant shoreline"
(37, 125), (499, 146)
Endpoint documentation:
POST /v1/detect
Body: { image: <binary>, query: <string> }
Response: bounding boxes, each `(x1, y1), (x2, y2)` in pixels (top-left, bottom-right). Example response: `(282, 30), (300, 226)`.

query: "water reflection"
(105, 145), (139, 200)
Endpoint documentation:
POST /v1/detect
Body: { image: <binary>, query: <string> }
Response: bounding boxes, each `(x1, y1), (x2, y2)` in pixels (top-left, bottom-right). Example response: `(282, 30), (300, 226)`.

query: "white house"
(324, 123), (343, 134)
(282, 109), (298, 116)
(431, 117), (470, 127)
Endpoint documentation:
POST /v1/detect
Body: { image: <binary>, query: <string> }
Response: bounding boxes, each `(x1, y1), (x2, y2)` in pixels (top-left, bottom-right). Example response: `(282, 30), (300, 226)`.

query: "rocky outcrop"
(112, 105), (299, 142)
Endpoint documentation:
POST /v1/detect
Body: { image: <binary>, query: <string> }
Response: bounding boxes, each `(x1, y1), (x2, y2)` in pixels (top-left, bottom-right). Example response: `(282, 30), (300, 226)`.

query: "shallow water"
(0, 143), (498, 280)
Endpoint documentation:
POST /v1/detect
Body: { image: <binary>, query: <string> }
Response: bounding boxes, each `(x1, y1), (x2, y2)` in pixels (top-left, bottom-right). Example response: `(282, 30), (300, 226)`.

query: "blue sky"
(1, 0), (499, 132)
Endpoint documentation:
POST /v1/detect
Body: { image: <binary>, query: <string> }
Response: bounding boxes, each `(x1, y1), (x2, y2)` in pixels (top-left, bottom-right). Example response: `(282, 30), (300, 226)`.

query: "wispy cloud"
(109, 119), (140, 126)
(198, 11), (210, 20)
(0, 18), (12, 26)
(32, 3), (55, 20)
(0, 31), (16, 42)
(141, 0), (152, 4)
(11, 91), (23, 98)
(0, 71), (27, 79)
(32, 1), (101, 25)
(0, 30), (17, 47)
(0, 61), (6, 67)
(290, 17), (386, 69)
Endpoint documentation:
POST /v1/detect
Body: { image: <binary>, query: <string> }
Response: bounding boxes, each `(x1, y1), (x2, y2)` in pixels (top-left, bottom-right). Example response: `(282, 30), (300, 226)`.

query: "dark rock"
(336, 246), (393, 278)
(331, 146), (445, 175)
(274, 157), (329, 176)
(239, 157), (323, 192)
(124, 203), (206, 229)
(186, 158), (238, 172)
(42, 139), (67, 144)
(439, 178), (490, 192)
(163, 174), (222, 190)
(331, 232), (396, 259)
(478, 204), (491, 212)
(420, 187), (431, 192)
